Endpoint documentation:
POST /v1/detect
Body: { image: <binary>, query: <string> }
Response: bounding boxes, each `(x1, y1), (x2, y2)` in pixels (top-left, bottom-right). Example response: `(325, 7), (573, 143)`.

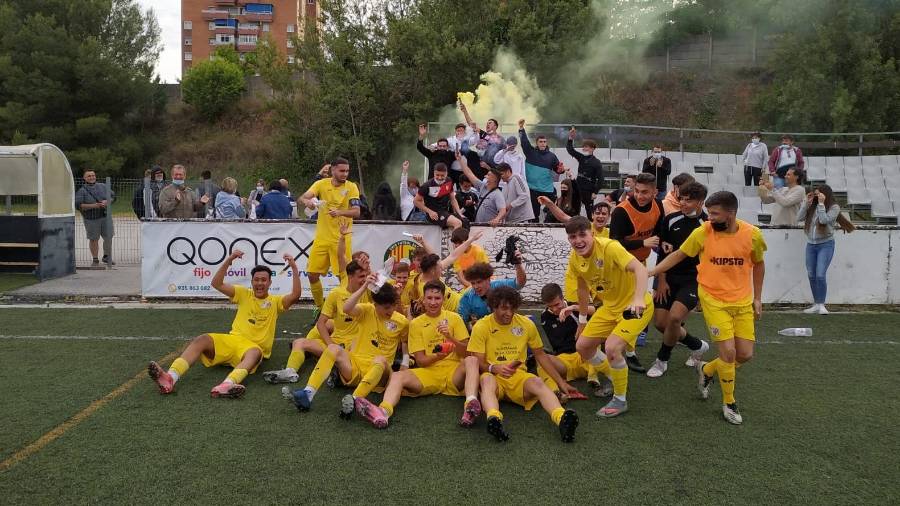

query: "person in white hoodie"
(399, 160), (425, 221)
(493, 136), (526, 181)
(741, 132), (768, 186)
(758, 167), (806, 226)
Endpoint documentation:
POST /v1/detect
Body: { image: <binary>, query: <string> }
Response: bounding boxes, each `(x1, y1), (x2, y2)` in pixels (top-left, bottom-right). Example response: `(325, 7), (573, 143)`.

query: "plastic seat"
(828, 177), (848, 192)
(825, 166), (845, 181)
(868, 187), (889, 201)
(843, 156), (862, 168)
(883, 173), (900, 190)
(845, 177), (866, 189)
(628, 149), (648, 160)
(879, 155), (899, 165)
(847, 188), (871, 205)
(699, 153), (718, 163)
(843, 165), (863, 179)
(610, 148), (629, 160)
(683, 152), (701, 163)
(825, 157), (844, 168)
(871, 200), (897, 220)
(719, 154), (737, 164)
(862, 165), (882, 181)
(806, 165), (826, 181)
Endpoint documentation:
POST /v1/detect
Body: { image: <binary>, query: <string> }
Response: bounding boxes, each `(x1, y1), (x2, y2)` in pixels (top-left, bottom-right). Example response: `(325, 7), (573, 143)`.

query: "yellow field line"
(0, 351), (179, 473)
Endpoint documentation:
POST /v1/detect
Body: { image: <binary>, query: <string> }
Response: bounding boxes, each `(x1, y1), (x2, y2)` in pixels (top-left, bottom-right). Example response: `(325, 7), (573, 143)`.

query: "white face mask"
(781, 144), (790, 149)
(653, 152), (662, 159)
(256, 186), (264, 192)
(751, 138), (760, 145)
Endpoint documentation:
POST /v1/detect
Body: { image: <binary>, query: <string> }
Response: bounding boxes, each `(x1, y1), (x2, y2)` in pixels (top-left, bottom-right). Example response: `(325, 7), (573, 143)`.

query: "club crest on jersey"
(594, 258), (604, 268)
(260, 301), (271, 309)
(340, 189), (348, 196)
(385, 321), (397, 331)
(709, 326), (721, 337)
(511, 326), (524, 336)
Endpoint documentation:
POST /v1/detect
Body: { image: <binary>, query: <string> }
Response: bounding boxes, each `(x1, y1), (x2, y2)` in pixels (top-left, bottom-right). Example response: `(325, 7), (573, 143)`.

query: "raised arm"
(457, 152), (481, 186)
(211, 249), (243, 298)
(537, 195), (572, 223)
(440, 230), (485, 270)
(649, 250), (688, 277)
(342, 275), (372, 318)
(518, 119), (535, 156)
(281, 254), (302, 310)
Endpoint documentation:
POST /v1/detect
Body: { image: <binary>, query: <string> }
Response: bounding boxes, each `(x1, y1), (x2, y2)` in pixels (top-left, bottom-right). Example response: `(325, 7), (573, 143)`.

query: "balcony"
(242, 11), (272, 22)
(237, 24), (259, 35)
(236, 42), (258, 52)
(213, 25), (236, 35)
(214, 0), (237, 5)
(201, 8), (229, 21)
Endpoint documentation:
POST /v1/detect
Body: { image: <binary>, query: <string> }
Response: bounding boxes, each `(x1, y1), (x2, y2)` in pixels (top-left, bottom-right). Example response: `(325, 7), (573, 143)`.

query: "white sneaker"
(802, 304), (820, 314)
(817, 305), (829, 315)
(696, 361), (712, 400)
(646, 359), (668, 378)
(685, 339), (710, 368)
(262, 368), (299, 384)
(723, 403), (743, 425)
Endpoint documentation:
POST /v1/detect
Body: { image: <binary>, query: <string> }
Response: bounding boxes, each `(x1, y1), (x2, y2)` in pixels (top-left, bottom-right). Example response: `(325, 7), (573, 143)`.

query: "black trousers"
(744, 165), (762, 186)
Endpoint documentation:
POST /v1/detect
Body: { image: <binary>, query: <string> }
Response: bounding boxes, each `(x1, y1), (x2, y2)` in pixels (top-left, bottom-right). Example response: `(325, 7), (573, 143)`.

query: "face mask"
(711, 220), (728, 232)
(653, 153), (662, 159)
(172, 179), (185, 186)
(256, 186), (264, 192)
(751, 138), (760, 145)
(684, 209), (700, 218)
(781, 144), (790, 149)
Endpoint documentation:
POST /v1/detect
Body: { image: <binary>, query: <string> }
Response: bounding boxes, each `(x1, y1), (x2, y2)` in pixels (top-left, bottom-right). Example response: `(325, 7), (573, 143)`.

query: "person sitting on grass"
(457, 259), (526, 329)
(468, 285), (579, 443)
(355, 280), (483, 429)
(290, 278), (409, 415)
(148, 250), (301, 398)
(261, 261), (368, 384)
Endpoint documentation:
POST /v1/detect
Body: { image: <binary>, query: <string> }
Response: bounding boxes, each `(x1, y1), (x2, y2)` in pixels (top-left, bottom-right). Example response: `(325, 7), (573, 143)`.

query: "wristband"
(400, 354), (410, 367)
(578, 314), (588, 324)
(488, 364), (494, 374)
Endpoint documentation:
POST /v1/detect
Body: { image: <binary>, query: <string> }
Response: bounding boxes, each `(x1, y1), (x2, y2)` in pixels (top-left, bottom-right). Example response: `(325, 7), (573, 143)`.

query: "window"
(184, 38), (192, 46)
(183, 21), (192, 30)
(308, 0), (315, 4)
(238, 34), (258, 44)
(209, 38), (215, 45)
(209, 22), (216, 30)
(184, 52), (192, 61)
(287, 55), (295, 64)
(262, 23), (270, 32)
(238, 23), (257, 30)
(216, 34), (233, 44)
(286, 39), (293, 48)
(287, 24), (295, 33)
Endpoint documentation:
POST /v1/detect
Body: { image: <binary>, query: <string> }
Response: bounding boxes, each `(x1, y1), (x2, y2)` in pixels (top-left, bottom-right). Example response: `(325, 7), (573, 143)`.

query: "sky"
(137, 0), (181, 83)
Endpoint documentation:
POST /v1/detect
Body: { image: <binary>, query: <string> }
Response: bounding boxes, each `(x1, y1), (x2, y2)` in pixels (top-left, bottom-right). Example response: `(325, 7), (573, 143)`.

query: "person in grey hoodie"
(497, 162), (533, 223)
(740, 132), (768, 186)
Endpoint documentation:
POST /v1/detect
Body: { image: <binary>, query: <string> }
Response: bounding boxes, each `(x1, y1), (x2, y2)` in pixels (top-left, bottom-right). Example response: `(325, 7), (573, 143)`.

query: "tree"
(0, 0), (165, 176)
(181, 58), (246, 121)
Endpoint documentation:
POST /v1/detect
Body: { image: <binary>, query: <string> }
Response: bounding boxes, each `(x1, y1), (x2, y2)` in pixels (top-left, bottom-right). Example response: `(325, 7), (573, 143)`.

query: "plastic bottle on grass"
(777, 328), (813, 337)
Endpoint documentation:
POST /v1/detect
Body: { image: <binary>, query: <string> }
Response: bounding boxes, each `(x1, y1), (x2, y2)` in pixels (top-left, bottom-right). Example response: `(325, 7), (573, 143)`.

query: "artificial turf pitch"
(0, 308), (898, 504)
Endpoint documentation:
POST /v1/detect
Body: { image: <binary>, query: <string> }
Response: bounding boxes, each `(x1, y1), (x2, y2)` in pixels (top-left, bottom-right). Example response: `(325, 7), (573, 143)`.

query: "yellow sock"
(610, 360), (628, 397)
(310, 280), (324, 307)
(169, 357), (189, 376)
(487, 408), (503, 421)
(226, 368), (248, 384)
(537, 367), (558, 391)
(592, 359), (612, 378)
(306, 348), (336, 391)
(378, 401), (394, 417)
(719, 360), (736, 404)
(352, 362), (384, 398)
(550, 407), (565, 426)
(286, 350), (305, 371)
(703, 358), (721, 377)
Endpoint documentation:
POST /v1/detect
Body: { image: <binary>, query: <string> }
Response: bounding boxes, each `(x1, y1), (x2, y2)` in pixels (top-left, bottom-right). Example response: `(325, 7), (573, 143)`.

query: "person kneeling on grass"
(148, 250), (301, 398)
(262, 261), (369, 384)
(469, 285), (579, 442)
(290, 277), (409, 414)
(357, 280), (482, 429)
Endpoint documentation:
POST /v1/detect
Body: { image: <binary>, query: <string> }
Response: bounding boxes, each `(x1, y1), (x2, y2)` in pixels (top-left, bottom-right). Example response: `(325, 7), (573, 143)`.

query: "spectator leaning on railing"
(199, 170), (221, 218)
(215, 177), (247, 219)
(758, 167), (806, 226)
(132, 165), (166, 218)
(493, 135), (526, 181)
(417, 123), (456, 181)
(519, 119), (562, 221)
(75, 169), (115, 265)
(255, 180), (293, 219)
(158, 165), (209, 219)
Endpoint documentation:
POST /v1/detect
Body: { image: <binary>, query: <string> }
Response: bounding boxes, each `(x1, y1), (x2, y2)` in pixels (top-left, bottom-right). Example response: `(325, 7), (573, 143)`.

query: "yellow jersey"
(680, 220), (766, 303)
(564, 225), (611, 302)
(408, 310), (469, 370)
(592, 224), (610, 238)
(467, 313), (543, 365)
(321, 285), (360, 344)
(350, 303), (409, 365)
(403, 276), (462, 313)
(566, 236), (638, 313)
(452, 244), (489, 275)
(307, 178), (361, 245)
(228, 285), (285, 358)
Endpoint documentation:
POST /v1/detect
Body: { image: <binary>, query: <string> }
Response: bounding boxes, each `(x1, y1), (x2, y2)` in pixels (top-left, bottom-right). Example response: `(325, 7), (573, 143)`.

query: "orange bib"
(697, 221), (754, 302)
(619, 199), (661, 261)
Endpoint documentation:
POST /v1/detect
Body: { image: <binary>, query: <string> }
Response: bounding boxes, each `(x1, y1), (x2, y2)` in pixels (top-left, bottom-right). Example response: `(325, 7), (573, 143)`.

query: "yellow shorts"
(304, 326), (351, 349)
(581, 292), (654, 348)
(340, 355), (387, 393)
(698, 287), (755, 342)
(556, 352), (590, 381)
(202, 333), (264, 373)
(484, 369), (540, 410)
(307, 236), (350, 275)
(408, 363), (463, 397)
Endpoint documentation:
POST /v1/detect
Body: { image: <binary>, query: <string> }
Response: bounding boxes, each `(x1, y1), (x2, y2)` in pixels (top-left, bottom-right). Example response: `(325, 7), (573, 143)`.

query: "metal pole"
(4, 195), (10, 215)
(143, 176), (152, 218)
(105, 177), (114, 270)
(859, 134), (864, 157)
(607, 126), (613, 150)
(679, 129), (684, 157)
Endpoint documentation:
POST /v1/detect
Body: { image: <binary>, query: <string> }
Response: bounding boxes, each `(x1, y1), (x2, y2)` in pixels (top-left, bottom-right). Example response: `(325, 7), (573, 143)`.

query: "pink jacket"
(767, 146), (805, 174)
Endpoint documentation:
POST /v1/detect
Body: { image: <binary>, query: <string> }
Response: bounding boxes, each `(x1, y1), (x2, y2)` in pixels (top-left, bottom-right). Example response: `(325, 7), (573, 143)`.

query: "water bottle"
(777, 328), (813, 337)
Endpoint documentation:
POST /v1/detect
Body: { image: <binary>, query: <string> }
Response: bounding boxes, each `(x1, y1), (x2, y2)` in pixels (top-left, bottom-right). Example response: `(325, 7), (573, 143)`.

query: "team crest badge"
(261, 301), (271, 309)
(385, 321), (397, 331)
(709, 326), (720, 337)
(594, 258), (604, 268)
(511, 326), (523, 336)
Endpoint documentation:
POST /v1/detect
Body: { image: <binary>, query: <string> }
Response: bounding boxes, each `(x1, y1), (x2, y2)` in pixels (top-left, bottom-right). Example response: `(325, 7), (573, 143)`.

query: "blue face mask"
(172, 179), (185, 186)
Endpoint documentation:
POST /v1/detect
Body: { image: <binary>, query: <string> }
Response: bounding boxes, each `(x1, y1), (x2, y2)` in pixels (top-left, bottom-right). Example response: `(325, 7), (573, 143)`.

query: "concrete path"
(8, 266), (141, 299)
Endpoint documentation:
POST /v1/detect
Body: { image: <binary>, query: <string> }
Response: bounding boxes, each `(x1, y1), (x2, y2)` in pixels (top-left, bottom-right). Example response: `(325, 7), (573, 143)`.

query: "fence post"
(143, 176), (153, 218)
(105, 177), (114, 270)
(859, 134), (864, 157)
(679, 129), (684, 155)
(607, 126), (613, 150)
(707, 31), (713, 70)
(4, 195), (10, 215)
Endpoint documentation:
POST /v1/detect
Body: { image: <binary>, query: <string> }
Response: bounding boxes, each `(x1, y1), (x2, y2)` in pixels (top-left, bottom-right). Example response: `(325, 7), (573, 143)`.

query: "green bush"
(181, 59), (245, 121)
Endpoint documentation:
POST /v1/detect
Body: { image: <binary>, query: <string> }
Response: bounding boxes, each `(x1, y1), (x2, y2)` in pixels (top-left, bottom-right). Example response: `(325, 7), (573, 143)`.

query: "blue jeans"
(805, 240), (835, 304)
(406, 209), (427, 222)
(773, 176), (785, 189)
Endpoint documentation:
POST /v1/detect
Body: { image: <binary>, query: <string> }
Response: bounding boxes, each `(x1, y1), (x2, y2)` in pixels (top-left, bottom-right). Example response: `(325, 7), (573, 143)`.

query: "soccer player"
(609, 172), (665, 365)
(537, 197), (612, 239)
(261, 261), (368, 384)
(299, 157), (361, 307)
(148, 250), (301, 398)
(449, 227), (489, 288)
(649, 191), (766, 425)
(647, 181), (710, 378)
(568, 216), (653, 417)
(356, 280), (482, 429)
(538, 282), (603, 399)
(457, 258), (526, 328)
(469, 286), (579, 442)
(290, 277), (409, 414)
